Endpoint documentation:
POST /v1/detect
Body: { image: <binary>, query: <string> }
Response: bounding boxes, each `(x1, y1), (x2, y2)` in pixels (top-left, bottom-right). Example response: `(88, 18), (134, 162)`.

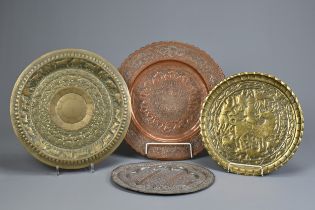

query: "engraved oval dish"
(112, 162), (215, 194)
(200, 72), (304, 175)
(119, 41), (224, 160)
(10, 49), (131, 169)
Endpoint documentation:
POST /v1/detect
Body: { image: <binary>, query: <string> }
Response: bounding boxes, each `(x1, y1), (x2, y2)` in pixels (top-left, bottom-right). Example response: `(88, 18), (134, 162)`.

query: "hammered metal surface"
(111, 162), (215, 194)
(119, 41), (225, 160)
(200, 72), (304, 175)
(10, 49), (131, 169)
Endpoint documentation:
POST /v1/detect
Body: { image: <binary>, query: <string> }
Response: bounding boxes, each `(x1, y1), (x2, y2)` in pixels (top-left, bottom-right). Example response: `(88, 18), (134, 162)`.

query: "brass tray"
(112, 162), (215, 194)
(10, 49), (131, 169)
(119, 41), (224, 160)
(200, 72), (304, 175)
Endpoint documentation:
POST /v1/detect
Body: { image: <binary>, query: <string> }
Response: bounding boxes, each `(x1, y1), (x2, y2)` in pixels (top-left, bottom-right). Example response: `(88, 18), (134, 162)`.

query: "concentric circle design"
(10, 49), (131, 169)
(120, 41), (225, 160)
(131, 61), (206, 141)
(200, 72), (304, 175)
(50, 87), (93, 130)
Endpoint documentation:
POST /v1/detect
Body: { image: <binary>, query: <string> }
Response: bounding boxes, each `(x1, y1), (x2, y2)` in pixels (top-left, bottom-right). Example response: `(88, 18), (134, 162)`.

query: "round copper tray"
(119, 41), (224, 160)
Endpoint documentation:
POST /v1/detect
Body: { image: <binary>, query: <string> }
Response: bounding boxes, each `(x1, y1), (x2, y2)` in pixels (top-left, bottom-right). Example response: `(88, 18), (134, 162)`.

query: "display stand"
(55, 163), (95, 176)
(227, 162), (264, 176)
(90, 163), (95, 173)
(56, 166), (60, 176)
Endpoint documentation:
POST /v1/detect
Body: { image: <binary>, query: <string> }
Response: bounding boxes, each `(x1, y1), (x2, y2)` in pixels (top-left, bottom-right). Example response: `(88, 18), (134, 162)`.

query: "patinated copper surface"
(120, 41), (225, 160)
(111, 162), (215, 194)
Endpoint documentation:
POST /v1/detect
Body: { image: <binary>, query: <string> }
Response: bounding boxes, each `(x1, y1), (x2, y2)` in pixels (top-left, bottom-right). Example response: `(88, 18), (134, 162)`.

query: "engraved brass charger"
(200, 72), (304, 175)
(119, 41), (225, 160)
(10, 49), (131, 169)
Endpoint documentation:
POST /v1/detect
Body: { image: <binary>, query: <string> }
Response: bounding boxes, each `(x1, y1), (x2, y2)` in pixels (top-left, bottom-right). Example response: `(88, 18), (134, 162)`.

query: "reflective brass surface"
(10, 49), (131, 169)
(200, 72), (304, 175)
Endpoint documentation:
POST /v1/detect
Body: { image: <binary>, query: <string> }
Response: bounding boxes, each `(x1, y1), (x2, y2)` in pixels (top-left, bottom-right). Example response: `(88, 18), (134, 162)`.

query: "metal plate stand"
(227, 162), (264, 176)
(55, 163), (95, 176)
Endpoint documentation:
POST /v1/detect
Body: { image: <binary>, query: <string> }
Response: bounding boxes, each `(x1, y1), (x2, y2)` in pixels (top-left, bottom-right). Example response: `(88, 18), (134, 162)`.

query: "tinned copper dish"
(112, 162), (215, 194)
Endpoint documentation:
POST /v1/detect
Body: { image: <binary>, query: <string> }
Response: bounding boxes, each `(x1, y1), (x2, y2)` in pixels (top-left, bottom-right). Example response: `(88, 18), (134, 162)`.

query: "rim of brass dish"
(10, 49), (131, 169)
(200, 72), (304, 176)
(119, 41), (225, 160)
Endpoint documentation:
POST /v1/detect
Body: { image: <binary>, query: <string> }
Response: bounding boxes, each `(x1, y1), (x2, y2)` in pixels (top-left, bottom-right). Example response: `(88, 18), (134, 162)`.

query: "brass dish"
(200, 72), (304, 175)
(10, 49), (131, 169)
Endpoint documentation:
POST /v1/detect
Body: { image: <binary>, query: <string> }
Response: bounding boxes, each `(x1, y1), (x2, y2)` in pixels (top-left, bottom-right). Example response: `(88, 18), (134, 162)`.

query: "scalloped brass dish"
(200, 72), (304, 175)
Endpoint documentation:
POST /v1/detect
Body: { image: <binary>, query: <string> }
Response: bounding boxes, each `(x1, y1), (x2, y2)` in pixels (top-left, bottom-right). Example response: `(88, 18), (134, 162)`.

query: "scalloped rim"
(119, 41), (224, 76)
(200, 72), (304, 176)
(10, 48), (131, 169)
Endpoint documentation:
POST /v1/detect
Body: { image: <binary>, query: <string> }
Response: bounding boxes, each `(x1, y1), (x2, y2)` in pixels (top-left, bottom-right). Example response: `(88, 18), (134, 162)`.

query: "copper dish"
(120, 41), (224, 160)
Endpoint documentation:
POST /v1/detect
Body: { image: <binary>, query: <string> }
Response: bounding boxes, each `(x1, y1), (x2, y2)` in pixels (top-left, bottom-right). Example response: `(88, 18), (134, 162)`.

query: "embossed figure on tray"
(212, 82), (294, 165)
(200, 73), (303, 175)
